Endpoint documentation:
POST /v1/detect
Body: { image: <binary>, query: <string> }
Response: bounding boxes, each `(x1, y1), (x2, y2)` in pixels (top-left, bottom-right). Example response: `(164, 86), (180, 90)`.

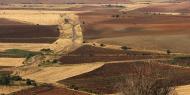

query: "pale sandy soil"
(0, 58), (25, 67)
(22, 63), (104, 83)
(0, 86), (29, 94)
(121, 3), (148, 11)
(176, 85), (190, 95)
(0, 43), (50, 51)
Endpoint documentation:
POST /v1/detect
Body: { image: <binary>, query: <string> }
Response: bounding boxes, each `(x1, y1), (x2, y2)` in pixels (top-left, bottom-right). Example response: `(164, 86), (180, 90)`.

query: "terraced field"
(77, 6), (190, 53)
(0, 18), (59, 43)
(14, 84), (89, 95)
(59, 45), (171, 64)
(60, 62), (190, 94)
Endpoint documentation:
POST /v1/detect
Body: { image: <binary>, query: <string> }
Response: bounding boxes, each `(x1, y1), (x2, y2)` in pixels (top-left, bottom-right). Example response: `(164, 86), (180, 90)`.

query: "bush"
(121, 46), (129, 50)
(11, 75), (22, 81)
(26, 79), (32, 85)
(26, 79), (37, 86)
(52, 59), (58, 63)
(0, 74), (11, 85)
(40, 48), (54, 54)
(167, 49), (171, 55)
(100, 44), (105, 47)
(70, 84), (79, 90)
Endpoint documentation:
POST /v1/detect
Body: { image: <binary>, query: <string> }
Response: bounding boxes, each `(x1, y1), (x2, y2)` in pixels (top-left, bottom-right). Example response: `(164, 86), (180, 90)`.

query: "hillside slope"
(0, 0), (129, 4)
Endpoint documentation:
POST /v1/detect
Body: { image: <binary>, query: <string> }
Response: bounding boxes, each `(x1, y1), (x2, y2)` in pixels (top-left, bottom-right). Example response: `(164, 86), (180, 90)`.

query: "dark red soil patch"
(59, 62), (190, 94)
(0, 25), (59, 43)
(14, 84), (89, 95)
(0, 18), (27, 25)
(59, 45), (170, 64)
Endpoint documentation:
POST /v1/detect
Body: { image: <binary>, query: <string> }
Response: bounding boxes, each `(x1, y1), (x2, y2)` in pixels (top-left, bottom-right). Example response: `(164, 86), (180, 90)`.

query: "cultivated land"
(0, 1), (190, 95)
(77, 5), (190, 53)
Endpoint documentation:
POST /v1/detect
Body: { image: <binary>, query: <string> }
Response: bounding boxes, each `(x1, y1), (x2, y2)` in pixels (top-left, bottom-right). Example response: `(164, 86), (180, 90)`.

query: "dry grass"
(94, 34), (190, 54)
(0, 43), (50, 52)
(176, 85), (190, 95)
(121, 3), (149, 11)
(0, 86), (29, 94)
(0, 58), (25, 67)
(22, 63), (104, 83)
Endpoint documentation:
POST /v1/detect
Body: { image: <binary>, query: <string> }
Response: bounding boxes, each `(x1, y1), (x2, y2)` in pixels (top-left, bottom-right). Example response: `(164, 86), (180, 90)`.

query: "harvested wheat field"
(22, 63), (104, 83)
(0, 1), (190, 95)
(0, 86), (29, 95)
(0, 58), (25, 67)
(177, 85), (190, 95)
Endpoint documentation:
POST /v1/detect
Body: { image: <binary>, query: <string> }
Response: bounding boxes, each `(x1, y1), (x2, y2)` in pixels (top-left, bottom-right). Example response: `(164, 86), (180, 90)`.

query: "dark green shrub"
(100, 44), (105, 47)
(26, 79), (32, 85)
(70, 84), (79, 90)
(167, 49), (171, 55)
(40, 48), (54, 54)
(121, 46), (129, 50)
(0, 74), (10, 85)
(52, 59), (58, 63)
(11, 75), (22, 81)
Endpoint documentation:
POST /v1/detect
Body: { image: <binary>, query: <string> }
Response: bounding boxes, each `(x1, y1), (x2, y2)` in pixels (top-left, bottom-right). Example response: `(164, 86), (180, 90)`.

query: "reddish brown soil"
(59, 45), (170, 64)
(0, 25), (59, 43)
(0, 18), (27, 25)
(77, 7), (190, 39)
(0, 66), (13, 74)
(14, 84), (89, 95)
(60, 62), (190, 94)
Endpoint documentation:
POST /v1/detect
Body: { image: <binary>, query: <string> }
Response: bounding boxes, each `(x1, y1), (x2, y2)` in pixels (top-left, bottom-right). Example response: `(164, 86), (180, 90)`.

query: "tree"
(100, 44), (105, 47)
(167, 49), (171, 55)
(121, 46), (129, 50)
(117, 62), (177, 95)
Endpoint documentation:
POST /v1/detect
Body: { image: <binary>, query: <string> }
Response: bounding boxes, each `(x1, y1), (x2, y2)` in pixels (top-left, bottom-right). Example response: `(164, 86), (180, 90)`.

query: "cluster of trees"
(0, 74), (37, 86)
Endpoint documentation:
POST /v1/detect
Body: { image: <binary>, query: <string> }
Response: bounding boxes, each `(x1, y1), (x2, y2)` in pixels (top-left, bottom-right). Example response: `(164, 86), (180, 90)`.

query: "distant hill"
(0, 0), (187, 4)
(0, 0), (129, 4)
(134, 1), (190, 13)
